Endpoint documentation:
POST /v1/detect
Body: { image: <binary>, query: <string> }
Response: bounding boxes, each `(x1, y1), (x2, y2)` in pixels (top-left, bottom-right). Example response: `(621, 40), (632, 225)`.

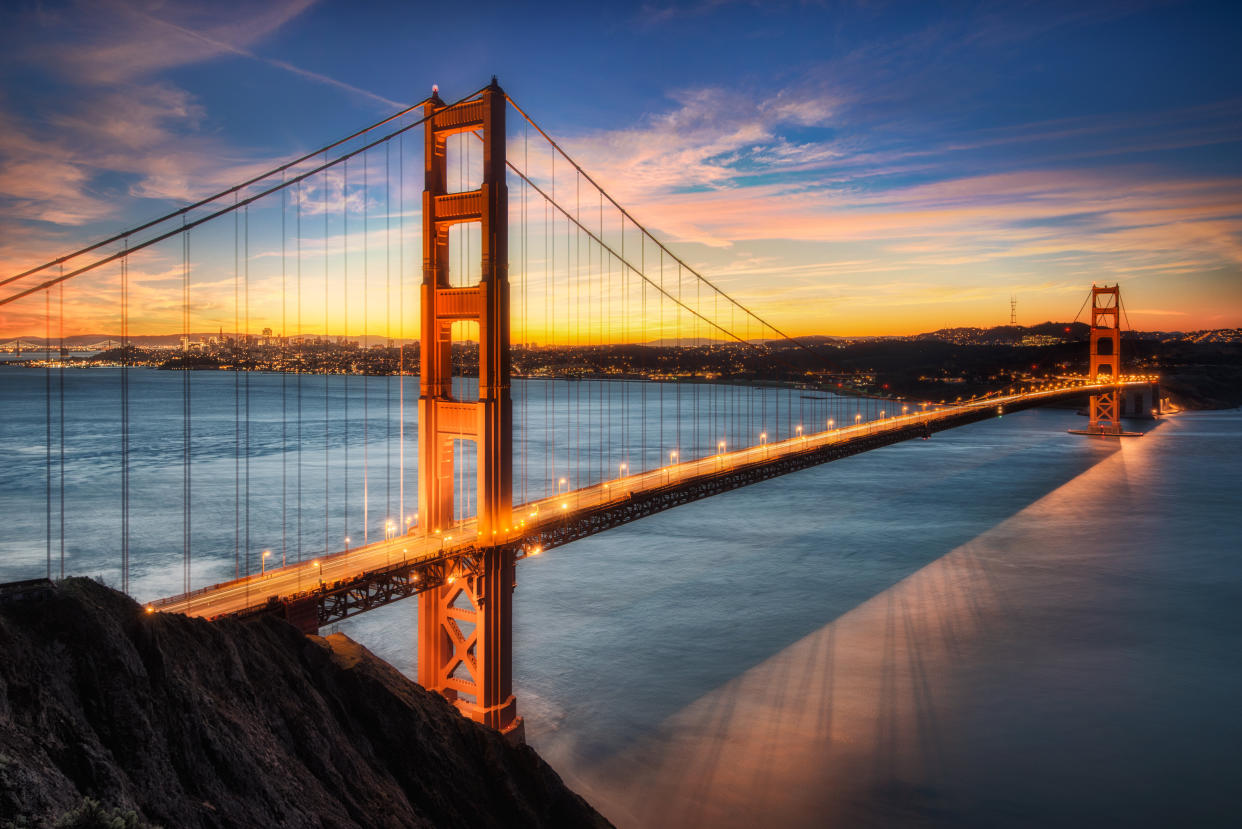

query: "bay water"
(1, 366), (1238, 826)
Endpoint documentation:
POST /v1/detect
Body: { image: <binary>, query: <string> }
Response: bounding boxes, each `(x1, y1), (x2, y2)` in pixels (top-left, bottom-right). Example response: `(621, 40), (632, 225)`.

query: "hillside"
(0, 578), (610, 828)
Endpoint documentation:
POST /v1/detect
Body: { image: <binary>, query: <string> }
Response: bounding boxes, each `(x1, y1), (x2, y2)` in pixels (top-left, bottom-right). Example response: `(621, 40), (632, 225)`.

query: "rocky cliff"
(0, 578), (610, 828)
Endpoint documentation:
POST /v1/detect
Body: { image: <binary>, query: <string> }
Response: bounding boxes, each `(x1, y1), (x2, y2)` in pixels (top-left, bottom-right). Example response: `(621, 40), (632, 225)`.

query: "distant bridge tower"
(416, 80), (520, 739)
(1086, 284), (1121, 435)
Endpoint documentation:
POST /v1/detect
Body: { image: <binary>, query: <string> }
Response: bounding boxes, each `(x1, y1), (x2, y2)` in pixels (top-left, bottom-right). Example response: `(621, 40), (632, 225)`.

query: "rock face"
(0, 578), (611, 828)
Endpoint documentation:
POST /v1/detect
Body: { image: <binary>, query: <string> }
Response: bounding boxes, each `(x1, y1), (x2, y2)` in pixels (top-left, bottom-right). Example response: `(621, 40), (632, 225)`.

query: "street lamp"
(827, 418), (834, 430)
(668, 450), (678, 483)
(261, 549), (271, 575)
(558, 476), (568, 494)
(619, 461), (628, 478)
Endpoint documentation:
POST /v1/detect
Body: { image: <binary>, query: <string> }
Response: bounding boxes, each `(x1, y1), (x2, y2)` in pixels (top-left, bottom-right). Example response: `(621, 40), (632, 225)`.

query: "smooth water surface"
(2, 365), (1238, 826)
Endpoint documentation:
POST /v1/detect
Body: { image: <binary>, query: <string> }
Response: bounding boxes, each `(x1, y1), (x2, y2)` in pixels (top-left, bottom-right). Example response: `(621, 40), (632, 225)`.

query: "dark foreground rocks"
(0, 578), (611, 828)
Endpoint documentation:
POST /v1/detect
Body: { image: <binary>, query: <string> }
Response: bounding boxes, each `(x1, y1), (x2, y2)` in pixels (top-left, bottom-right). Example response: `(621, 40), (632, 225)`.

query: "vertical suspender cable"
(121, 247), (129, 593)
(363, 152), (369, 545)
(342, 159), (350, 548)
(45, 287), (51, 580)
(281, 181), (288, 569)
(57, 278), (64, 581)
(398, 135), (405, 530)
(323, 157), (330, 559)
(183, 225), (191, 596)
(234, 199), (240, 579)
(385, 142), (392, 534)
(244, 205), (251, 585)
(297, 180), (303, 563)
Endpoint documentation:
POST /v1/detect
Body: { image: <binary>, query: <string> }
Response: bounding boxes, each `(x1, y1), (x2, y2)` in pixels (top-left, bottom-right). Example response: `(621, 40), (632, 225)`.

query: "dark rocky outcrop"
(0, 578), (611, 828)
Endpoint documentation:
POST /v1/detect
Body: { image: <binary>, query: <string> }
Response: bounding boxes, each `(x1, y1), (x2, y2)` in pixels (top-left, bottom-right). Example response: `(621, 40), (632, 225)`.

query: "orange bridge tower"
(416, 80), (520, 739)
(1086, 284), (1122, 435)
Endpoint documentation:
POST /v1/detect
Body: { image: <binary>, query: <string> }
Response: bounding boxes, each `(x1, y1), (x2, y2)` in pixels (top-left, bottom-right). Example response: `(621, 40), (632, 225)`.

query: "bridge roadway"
(151, 379), (1154, 630)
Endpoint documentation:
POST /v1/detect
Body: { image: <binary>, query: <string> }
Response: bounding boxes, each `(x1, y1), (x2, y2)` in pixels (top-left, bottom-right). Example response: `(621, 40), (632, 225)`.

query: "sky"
(0, 0), (1239, 337)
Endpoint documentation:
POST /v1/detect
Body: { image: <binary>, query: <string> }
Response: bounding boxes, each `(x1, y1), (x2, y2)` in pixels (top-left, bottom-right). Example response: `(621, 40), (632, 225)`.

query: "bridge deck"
(151, 380), (1154, 628)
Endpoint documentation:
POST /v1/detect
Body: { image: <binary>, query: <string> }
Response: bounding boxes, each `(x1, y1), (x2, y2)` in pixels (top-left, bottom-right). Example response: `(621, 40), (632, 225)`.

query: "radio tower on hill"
(1009, 294), (1017, 325)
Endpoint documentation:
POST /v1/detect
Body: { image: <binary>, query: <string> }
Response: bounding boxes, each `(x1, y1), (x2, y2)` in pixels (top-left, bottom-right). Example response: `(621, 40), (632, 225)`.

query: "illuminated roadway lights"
(668, 449), (679, 483)
(557, 476), (568, 495)
(261, 549), (271, 576)
(717, 440), (727, 469)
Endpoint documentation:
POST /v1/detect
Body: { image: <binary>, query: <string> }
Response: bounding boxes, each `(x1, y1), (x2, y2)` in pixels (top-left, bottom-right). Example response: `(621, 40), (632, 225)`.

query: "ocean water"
(1, 366), (1239, 826)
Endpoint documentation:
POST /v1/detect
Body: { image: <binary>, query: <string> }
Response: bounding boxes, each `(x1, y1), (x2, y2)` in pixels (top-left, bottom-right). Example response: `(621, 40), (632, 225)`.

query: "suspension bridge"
(0, 79), (1158, 741)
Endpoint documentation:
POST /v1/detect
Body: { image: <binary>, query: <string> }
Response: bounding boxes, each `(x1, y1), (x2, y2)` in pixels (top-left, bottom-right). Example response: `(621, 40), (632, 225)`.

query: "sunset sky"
(1, 0), (1239, 337)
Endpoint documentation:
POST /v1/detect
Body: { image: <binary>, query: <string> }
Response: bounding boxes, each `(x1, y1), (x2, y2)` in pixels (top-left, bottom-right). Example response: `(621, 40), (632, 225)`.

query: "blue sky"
(1, 0), (1239, 334)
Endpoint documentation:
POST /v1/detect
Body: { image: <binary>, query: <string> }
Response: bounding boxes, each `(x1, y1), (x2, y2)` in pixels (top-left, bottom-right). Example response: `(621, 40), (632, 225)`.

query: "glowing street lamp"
(667, 449), (678, 483)
(619, 461), (629, 478)
(261, 549), (271, 575)
(558, 476), (568, 494)
(759, 431), (767, 445)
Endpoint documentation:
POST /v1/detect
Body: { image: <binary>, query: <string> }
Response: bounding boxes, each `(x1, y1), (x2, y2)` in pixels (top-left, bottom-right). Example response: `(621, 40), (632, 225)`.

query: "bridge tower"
(1086, 284), (1122, 435)
(416, 80), (520, 739)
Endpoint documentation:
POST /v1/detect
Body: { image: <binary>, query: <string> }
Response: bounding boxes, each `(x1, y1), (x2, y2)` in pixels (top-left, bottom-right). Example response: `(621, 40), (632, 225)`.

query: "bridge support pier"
(415, 80), (520, 740)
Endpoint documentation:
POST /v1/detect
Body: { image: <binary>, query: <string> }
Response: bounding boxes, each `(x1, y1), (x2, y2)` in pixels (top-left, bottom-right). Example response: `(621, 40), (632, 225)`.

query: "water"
(0, 365), (870, 596)
(2, 367), (1239, 826)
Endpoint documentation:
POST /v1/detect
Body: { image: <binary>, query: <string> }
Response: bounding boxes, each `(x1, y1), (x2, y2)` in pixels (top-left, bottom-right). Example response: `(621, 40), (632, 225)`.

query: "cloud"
(39, 0), (317, 86)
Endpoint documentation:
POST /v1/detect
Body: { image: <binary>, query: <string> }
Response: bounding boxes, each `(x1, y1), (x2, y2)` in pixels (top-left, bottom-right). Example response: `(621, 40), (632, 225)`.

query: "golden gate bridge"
(0, 79), (1158, 742)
